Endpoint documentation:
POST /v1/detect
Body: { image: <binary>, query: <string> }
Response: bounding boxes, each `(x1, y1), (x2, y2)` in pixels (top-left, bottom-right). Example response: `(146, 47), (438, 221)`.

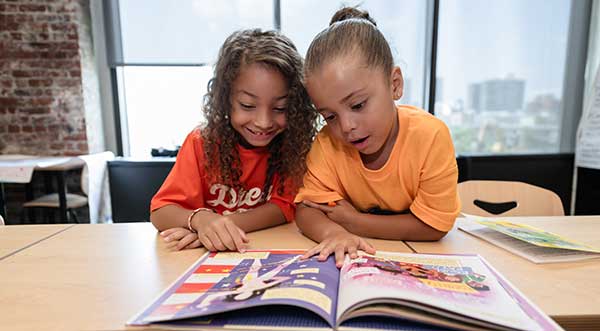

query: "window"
(281, 0), (428, 108)
(111, 0), (274, 157)
(435, 0), (572, 155)
(103, 0), (584, 158)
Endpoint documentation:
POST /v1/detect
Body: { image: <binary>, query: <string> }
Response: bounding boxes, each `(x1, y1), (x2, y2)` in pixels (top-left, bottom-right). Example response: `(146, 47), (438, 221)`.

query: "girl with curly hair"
(151, 29), (318, 252)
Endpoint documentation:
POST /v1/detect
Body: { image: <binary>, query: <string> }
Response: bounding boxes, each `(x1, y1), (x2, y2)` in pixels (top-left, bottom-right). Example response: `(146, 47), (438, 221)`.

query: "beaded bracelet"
(187, 207), (213, 233)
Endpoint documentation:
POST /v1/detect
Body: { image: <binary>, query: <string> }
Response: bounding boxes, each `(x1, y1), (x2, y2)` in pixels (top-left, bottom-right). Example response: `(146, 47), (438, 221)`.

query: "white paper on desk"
(0, 166), (35, 183)
(0, 157), (71, 183)
(79, 152), (114, 224)
(576, 64), (600, 169)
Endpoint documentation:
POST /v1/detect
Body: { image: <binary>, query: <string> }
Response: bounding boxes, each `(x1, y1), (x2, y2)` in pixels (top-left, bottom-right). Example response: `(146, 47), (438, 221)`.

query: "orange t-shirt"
(151, 128), (295, 221)
(295, 105), (460, 231)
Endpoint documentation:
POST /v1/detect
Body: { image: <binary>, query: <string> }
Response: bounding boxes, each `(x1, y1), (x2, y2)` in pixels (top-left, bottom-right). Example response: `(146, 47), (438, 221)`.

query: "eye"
(273, 106), (287, 113)
(351, 100), (367, 110)
(322, 113), (336, 121)
(239, 102), (255, 109)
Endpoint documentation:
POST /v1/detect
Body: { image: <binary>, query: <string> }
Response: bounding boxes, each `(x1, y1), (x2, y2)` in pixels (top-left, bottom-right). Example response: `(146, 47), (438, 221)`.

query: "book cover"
(458, 217), (600, 263)
(128, 249), (562, 331)
(473, 220), (600, 253)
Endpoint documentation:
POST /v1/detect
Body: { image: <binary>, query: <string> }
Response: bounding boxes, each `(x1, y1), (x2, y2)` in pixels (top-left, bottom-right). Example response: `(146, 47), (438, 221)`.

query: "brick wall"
(0, 0), (89, 156)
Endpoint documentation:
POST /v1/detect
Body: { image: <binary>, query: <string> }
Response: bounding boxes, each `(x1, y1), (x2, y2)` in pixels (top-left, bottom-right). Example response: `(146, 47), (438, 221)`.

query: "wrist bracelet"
(187, 207), (213, 233)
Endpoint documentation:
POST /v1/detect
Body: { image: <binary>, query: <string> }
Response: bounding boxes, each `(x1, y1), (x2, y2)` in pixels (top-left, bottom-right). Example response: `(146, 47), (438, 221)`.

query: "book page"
(128, 250), (340, 328)
(336, 252), (556, 331)
(459, 220), (600, 263)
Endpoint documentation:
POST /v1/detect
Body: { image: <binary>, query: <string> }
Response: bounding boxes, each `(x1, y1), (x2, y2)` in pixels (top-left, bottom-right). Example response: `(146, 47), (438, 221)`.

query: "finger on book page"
(301, 244), (322, 260)
(347, 245), (358, 259)
(224, 222), (246, 252)
(334, 245), (346, 268)
(359, 239), (376, 255)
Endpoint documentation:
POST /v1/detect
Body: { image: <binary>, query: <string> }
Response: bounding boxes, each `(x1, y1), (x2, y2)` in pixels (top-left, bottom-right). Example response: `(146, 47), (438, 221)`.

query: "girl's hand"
(160, 227), (201, 251)
(191, 214), (249, 252)
(301, 229), (376, 268)
(302, 199), (359, 230)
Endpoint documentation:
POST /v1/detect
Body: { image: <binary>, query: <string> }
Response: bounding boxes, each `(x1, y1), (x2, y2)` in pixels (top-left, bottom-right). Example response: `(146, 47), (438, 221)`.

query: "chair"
(21, 165), (89, 223)
(458, 180), (565, 217)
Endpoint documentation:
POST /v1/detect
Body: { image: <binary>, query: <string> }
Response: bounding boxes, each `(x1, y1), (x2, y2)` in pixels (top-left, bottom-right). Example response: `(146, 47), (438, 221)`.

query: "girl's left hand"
(302, 199), (358, 229)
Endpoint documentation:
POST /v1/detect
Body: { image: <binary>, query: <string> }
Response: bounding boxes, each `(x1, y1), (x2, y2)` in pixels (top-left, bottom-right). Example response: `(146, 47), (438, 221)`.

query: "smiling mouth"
(246, 127), (275, 138)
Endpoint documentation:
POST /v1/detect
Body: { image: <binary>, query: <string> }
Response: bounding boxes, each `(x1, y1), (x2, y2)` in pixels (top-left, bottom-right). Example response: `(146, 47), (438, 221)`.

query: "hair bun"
(329, 6), (376, 26)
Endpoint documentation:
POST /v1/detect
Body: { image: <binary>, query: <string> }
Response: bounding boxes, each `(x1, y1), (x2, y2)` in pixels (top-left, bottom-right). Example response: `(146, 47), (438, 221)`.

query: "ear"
(390, 66), (403, 101)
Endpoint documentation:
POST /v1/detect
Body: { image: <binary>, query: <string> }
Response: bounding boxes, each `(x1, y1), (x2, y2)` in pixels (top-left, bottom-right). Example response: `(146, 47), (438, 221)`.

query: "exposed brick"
(1, 0), (91, 166)
(20, 107), (50, 114)
(31, 97), (53, 106)
(56, 79), (77, 87)
(0, 97), (20, 107)
(19, 4), (47, 13)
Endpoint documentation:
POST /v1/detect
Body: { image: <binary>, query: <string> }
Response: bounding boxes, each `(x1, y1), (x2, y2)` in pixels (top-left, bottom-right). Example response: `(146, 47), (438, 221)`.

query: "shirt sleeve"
(268, 174), (296, 222)
(150, 129), (206, 212)
(409, 122), (461, 232)
(294, 135), (344, 204)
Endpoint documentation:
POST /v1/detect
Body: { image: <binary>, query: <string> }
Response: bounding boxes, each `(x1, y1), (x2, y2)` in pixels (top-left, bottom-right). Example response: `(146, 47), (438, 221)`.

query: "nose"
(339, 113), (356, 134)
(254, 108), (274, 130)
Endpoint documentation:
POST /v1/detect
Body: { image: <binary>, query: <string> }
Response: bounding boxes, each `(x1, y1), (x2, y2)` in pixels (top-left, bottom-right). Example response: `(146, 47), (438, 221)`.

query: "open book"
(128, 249), (561, 331)
(458, 217), (600, 264)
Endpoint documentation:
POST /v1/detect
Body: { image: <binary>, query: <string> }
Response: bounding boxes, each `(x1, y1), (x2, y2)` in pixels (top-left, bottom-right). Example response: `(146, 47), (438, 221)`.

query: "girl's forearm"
(228, 203), (286, 233)
(348, 212), (447, 241)
(295, 204), (348, 243)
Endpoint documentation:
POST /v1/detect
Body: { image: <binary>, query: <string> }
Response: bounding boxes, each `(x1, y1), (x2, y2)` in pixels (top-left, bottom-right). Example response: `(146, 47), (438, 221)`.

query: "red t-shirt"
(150, 128), (295, 221)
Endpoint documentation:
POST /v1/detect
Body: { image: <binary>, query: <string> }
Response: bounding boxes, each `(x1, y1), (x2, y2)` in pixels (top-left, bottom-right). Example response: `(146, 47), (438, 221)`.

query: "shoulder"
(177, 126), (207, 161)
(398, 105), (451, 138)
(182, 127), (206, 149)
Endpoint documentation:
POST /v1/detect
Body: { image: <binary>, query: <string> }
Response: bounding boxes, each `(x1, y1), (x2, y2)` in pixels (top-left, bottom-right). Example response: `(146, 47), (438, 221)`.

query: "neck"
(361, 108), (399, 170)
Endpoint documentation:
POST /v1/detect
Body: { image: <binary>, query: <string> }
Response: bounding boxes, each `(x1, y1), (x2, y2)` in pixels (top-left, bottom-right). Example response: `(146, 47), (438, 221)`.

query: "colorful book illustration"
(458, 216), (600, 263)
(128, 249), (561, 331)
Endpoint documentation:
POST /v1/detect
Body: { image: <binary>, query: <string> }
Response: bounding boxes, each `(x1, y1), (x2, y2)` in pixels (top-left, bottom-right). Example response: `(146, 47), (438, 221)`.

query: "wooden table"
(2, 219), (598, 331)
(406, 216), (600, 331)
(0, 222), (411, 331)
(0, 224), (73, 260)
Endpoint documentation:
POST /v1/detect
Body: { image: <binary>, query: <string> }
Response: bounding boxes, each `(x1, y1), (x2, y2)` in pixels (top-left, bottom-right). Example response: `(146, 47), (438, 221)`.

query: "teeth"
(248, 128), (271, 136)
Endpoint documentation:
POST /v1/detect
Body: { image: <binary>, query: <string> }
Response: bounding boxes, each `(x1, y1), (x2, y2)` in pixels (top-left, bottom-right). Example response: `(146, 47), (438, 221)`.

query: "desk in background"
(0, 156), (85, 222)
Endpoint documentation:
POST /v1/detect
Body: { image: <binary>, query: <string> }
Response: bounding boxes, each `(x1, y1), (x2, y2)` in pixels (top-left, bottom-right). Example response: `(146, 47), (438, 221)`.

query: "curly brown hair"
(202, 29), (318, 199)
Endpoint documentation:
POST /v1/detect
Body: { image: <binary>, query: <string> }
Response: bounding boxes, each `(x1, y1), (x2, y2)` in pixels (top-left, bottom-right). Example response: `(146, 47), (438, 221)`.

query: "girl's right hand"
(301, 229), (376, 268)
(160, 227), (201, 251)
(191, 214), (249, 252)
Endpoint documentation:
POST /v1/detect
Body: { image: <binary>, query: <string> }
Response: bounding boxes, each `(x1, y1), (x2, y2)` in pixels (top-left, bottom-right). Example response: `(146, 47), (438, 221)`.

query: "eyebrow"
(240, 90), (288, 100)
(316, 88), (367, 112)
